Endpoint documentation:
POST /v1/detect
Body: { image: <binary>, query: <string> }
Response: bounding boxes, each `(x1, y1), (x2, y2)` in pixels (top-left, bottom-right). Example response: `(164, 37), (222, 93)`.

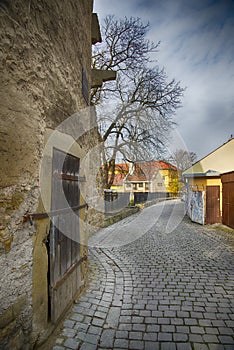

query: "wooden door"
(49, 148), (83, 323)
(221, 172), (234, 229)
(206, 186), (220, 224)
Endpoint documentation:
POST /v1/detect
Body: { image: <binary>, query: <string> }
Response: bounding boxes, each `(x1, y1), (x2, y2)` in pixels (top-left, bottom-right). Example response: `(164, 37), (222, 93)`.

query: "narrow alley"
(51, 200), (234, 350)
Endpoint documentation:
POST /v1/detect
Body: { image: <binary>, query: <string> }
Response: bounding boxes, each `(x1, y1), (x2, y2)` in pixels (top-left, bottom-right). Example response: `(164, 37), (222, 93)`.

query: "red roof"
(127, 161), (177, 182)
(112, 173), (126, 186)
(106, 161), (177, 185)
(139, 160), (177, 171)
(114, 163), (129, 173)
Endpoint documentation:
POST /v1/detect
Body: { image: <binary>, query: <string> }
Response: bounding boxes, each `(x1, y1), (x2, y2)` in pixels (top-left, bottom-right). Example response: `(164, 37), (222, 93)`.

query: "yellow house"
(108, 163), (129, 192)
(117, 161), (178, 194)
(151, 166), (179, 194)
(183, 137), (234, 224)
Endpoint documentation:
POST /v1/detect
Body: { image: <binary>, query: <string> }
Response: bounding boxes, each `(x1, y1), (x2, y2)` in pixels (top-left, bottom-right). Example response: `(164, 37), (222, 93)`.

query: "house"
(182, 137), (234, 226)
(0, 1), (115, 349)
(124, 161), (178, 194)
(108, 163), (129, 192)
(111, 161), (178, 195)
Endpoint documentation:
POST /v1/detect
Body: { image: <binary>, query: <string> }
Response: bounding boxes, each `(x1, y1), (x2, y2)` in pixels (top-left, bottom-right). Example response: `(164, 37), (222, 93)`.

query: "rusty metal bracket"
(53, 173), (86, 182)
(23, 203), (88, 223)
(51, 255), (88, 290)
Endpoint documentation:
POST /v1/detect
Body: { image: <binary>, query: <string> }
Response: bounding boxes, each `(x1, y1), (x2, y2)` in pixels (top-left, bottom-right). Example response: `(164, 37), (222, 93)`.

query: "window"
(157, 183), (163, 187)
(138, 183), (143, 188)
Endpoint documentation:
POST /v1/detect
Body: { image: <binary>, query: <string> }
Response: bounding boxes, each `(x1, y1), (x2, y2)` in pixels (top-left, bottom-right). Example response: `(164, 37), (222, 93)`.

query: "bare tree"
(92, 16), (184, 189)
(171, 149), (197, 177)
(91, 16), (159, 104)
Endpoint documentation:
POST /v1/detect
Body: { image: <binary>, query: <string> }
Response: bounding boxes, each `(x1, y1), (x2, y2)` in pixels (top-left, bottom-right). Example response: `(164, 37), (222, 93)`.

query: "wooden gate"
(221, 172), (234, 229)
(206, 186), (220, 224)
(49, 148), (86, 323)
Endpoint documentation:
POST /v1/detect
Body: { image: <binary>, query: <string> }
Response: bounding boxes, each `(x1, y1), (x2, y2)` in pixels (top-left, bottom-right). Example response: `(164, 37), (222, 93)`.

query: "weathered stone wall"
(78, 120), (105, 235)
(0, 0), (95, 348)
(0, 0), (93, 232)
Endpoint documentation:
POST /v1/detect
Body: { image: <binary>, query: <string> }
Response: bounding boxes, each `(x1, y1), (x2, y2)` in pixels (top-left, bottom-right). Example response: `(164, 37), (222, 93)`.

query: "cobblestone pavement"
(52, 200), (234, 350)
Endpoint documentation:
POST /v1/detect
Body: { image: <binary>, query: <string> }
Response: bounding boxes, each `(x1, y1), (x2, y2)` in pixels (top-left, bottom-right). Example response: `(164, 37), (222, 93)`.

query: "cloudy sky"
(94, 0), (234, 160)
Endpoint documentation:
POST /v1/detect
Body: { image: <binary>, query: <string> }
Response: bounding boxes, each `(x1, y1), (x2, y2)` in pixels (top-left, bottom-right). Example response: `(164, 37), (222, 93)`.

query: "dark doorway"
(49, 148), (82, 323)
(221, 172), (234, 229)
(206, 186), (220, 224)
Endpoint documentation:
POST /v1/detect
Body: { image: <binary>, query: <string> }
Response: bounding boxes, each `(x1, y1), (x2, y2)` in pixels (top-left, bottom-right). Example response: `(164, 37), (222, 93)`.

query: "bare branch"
(92, 15), (184, 188)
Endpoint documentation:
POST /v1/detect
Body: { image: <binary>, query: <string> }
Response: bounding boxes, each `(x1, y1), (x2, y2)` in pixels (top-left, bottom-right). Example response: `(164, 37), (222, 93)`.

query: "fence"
(104, 191), (130, 213)
(134, 191), (170, 204)
(104, 191), (173, 213)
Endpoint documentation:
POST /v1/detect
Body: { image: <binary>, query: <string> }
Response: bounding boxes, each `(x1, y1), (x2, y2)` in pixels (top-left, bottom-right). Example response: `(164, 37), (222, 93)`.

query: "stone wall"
(0, 0), (96, 348)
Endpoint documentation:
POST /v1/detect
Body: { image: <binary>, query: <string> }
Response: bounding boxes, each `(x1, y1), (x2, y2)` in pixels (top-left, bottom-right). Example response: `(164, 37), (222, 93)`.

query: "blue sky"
(93, 0), (234, 160)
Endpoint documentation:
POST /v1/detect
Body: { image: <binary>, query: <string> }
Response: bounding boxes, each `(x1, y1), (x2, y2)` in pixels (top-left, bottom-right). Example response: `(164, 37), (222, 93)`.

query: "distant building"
(109, 163), (129, 192)
(111, 161), (178, 195)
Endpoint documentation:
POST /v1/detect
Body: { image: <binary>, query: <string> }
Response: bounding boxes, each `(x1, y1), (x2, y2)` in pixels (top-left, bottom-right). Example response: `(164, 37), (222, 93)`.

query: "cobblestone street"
(52, 200), (234, 350)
